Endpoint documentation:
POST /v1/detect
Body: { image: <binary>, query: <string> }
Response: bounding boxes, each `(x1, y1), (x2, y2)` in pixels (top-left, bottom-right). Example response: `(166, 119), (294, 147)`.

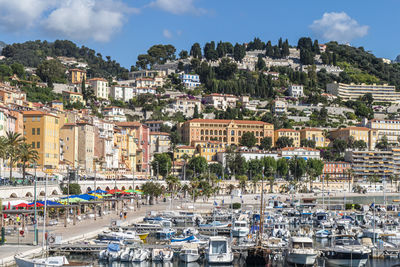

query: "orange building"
(180, 119), (274, 146)
(274, 129), (300, 147)
(69, 69), (87, 84)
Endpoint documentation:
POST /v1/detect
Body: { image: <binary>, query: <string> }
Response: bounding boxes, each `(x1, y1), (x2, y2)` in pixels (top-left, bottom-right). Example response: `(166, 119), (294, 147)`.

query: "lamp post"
(94, 160), (97, 221)
(33, 163), (38, 245)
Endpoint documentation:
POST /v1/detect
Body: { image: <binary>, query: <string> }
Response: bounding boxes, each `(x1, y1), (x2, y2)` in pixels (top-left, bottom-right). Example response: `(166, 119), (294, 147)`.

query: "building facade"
(299, 128), (329, 147)
(326, 82), (400, 103)
(274, 129), (300, 147)
(89, 78), (109, 99)
(345, 150), (394, 180)
(330, 127), (376, 149)
(69, 69), (86, 84)
(288, 85), (304, 98)
(179, 74), (200, 88)
(180, 119), (274, 146)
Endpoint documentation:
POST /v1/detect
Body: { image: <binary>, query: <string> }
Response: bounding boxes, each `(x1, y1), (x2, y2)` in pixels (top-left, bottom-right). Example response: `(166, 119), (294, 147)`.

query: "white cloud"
(0, 0), (139, 42)
(0, 0), (54, 31)
(149, 0), (206, 15)
(43, 0), (138, 42)
(310, 12), (369, 43)
(163, 29), (173, 39)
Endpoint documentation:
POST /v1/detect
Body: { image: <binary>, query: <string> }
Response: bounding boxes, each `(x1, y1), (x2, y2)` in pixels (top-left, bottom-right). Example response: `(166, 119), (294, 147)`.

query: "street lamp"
(33, 163), (38, 245)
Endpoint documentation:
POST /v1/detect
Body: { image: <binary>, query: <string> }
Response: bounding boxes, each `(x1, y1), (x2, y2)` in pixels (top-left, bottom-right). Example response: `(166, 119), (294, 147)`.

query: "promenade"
(0, 200), (170, 266)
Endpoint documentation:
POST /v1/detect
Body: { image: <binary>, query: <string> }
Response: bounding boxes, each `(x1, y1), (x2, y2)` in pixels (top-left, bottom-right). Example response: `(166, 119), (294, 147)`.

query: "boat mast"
(258, 167), (265, 246)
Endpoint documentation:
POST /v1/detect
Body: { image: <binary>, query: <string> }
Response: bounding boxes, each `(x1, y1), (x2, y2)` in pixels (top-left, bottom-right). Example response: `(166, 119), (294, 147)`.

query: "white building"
(288, 85), (304, 98)
(165, 96), (202, 117)
(102, 106), (126, 122)
(279, 147), (320, 160)
(89, 78), (109, 99)
(272, 99), (287, 114)
(179, 74), (201, 88)
(203, 93), (238, 110)
(110, 85), (134, 102)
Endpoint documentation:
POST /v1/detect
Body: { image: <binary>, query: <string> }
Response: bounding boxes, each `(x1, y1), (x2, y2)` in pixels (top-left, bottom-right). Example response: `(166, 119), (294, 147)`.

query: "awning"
(2, 172), (23, 178)
(122, 174), (134, 179)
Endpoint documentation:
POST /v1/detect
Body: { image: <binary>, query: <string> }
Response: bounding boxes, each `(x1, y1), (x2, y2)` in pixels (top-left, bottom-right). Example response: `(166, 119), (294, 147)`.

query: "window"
(32, 142), (35, 148)
(32, 128), (35, 135)
(37, 128), (40, 135)
(231, 130), (234, 135)
(37, 142), (40, 149)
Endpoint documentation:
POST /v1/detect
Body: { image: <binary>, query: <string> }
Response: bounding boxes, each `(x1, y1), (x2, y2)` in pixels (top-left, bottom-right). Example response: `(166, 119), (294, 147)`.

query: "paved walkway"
(0, 201), (172, 266)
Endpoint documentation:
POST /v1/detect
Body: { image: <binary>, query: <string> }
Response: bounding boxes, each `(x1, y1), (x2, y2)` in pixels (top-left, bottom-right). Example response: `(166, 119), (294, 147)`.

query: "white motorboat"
(179, 243), (200, 263)
(120, 247), (132, 262)
(323, 235), (371, 267)
(15, 256), (92, 267)
(98, 229), (142, 243)
(206, 236), (234, 264)
(286, 237), (318, 266)
(232, 220), (250, 237)
(131, 248), (150, 262)
(152, 248), (174, 262)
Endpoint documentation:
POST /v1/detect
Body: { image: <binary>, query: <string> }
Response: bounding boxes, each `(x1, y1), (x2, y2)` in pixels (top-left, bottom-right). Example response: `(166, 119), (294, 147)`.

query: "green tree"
(306, 158), (324, 191)
(289, 156), (307, 181)
(233, 43), (246, 62)
(376, 135), (390, 150)
(263, 157), (277, 192)
(11, 62), (25, 78)
(62, 183), (81, 195)
(275, 136), (294, 148)
(193, 105), (200, 119)
(4, 131), (24, 180)
(256, 55), (266, 71)
(151, 153), (172, 178)
(188, 156), (208, 177)
(0, 64), (12, 80)
(179, 50), (188, 59)
(18, 143), (39, 182)
(265, 41), (273, 57)
(260, 137), (272, 150)
(300, 139), (316, 148)
(204, 41), (218, 61)
(240, 132), (257, 148)
(36, 59), (66, 87)
(190, 43), (202, 59)
(237, 175), (248, 193)
(276, 158), (289, 179)
(141, 182), (163, 204)
(333, 139), (347, 153)
(209, 163), (223, 178)
(165, 175), (181, 194)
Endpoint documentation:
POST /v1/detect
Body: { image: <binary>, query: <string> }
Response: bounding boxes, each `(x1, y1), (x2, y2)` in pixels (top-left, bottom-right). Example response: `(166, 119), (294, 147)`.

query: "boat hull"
(179, 253), (200, 263)
(206, 253), (234, 264)
(325, 258), (368, 267)
(286, 253), (318, 265)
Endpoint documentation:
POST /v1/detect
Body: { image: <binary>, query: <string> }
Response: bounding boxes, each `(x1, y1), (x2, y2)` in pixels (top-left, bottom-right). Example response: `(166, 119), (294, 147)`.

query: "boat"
(152, 247), (174, 262)
(137, 232), (149, 241)
(323, 235), (371, 267)
(15, 256), (92, 267)
(156, 228), (176, 240)
(131, 248), (150, 262)
(98, 229), (142, 243)
(179, 243), (200, 263)
(99, 243), (121, 262)
(285, 237), (318, 266)
(315, 229), (331, 238)
(120, 247), (132, 262)
(206, 236), (234, 264)
(232, 220), (250, 237)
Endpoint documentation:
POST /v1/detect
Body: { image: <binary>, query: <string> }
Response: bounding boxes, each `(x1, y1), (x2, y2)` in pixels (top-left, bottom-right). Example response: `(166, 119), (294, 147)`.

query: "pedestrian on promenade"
(123, 212), (127, 220)
(119, 212), (123, 220)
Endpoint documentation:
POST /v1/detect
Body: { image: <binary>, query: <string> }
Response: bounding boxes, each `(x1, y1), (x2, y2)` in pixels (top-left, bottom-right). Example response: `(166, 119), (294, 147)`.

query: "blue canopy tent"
(37, 200), (63, 206)
(76, 194), (97, 201)
(89, 189), (107, 194)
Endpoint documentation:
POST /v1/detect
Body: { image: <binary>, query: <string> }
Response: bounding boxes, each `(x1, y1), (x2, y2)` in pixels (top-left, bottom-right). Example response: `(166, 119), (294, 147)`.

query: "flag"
(214, 201), (218, 206)
(370, 203), (375, 208)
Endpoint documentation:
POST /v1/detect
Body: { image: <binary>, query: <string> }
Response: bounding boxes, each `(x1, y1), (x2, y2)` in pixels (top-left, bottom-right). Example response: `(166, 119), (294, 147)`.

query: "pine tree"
(256, 55), (266, 71)
(313, 40), (320, 54)
(281, 39), (290, 58)
(278, 38), (283, 49)
(265, 41), (273, 57)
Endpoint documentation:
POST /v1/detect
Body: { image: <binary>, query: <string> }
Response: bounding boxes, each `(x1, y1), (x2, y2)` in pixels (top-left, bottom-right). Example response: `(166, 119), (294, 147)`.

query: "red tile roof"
(187, 119), (272, 125)
(280, 147), (319, 152)
(150, 132), (170, 136)
(115, 122), (142, 127)
(275, 128), (298, 132)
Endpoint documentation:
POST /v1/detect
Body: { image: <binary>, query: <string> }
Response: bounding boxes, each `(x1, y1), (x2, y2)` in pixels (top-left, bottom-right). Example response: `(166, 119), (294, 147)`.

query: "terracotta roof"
(63, 91), (83, 95)
(299, 128), (323, 132)
(187, 119), (272, 125)
(69, 68), (86, 72)
(144, 120), (163, 124)
(23, 110), (59, 118)
(115, 122), (141, 127)
(89, 78), (108, 82)
(192, 140), (223, 144)
(150, 132), (170, 136)
(335, 126), (370, 131)
(275, 128), (298, 132)
(280, 147), (319, 152)
(177, 146), (195, 149)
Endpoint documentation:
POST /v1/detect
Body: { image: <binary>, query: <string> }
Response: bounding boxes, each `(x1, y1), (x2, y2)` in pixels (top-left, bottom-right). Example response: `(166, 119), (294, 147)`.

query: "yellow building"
(330, 126), (377, 149)
(299, 128), (330, 147)
(114, 126), (138, 172)
(174, 146), (195, 162)
(62, 91), (85, 105)
(69, 69), (87, 84)
(192, 140), (225, 162)
(274, 129), (300, 147)
(180, 119), (274, 146)
(23, 111), (60, 170)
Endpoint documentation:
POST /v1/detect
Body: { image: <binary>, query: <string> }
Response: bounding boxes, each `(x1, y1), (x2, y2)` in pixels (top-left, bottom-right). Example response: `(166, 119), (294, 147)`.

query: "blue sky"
(0, 0), (399, 68)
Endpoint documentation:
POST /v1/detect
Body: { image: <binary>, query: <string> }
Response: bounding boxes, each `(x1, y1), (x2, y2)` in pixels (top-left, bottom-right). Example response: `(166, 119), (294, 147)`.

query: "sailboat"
(14, 256), (92, 267)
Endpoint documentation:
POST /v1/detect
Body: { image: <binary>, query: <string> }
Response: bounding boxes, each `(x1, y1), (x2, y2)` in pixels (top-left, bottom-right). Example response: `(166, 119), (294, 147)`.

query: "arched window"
(205, 130), (209, 135)
(231, 137), (234, 142)
(219, 130), (222, 135)
(201, 129), (204, 135)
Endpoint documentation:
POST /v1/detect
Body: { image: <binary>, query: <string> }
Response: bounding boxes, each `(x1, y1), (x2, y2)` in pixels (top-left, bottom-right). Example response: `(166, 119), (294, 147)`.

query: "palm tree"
(345, 169), (354, 192)
(0, 136), (6, 178)
(227, 184), (236, 195)
(4, 131), (24, 181)
(236, 175), (248, 193)
(18, 143), (39, 183)
(165, 175), (181, 194)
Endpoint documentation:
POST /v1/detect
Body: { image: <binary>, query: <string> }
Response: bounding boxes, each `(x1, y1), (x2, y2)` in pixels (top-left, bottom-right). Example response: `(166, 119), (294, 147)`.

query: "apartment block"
(279, 147), (321, 160)
(89, 78), (109, 99)
(288, 84), (304, 98)
(23, 111), (60, 169)
(179, 74), (200, 88)
(180, 119), (274, 146)
(330, 127), (377, 149)
(327, 82), (400, 103)
(77, 121), (95, 173)
(203, 93), (238, 110)
(274, 129), (300, 147)
(362, 119), (400, 147)
(69, 69), (86, 84)
(60, 123), (79, 168)
(174, 146), (196, 162)
(149, 132), (170, 156)
(299, 128), (329, 147)
(322, 162), (351, 180)
(272, 99), (287, 114)
(109, 85), (134, 102)
(62, 91), (85, 104)
(345, 150), (394, 180)
(192, 140), (225, 162)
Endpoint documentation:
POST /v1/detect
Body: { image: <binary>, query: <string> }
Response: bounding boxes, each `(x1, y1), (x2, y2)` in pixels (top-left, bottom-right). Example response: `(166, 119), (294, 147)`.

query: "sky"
(0, 0), (399, 68)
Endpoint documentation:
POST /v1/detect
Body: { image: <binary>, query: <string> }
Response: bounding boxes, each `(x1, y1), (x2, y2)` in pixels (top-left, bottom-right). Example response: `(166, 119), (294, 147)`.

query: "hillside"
(0, 41), (5, 52)
(1, 40), (128, 79)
